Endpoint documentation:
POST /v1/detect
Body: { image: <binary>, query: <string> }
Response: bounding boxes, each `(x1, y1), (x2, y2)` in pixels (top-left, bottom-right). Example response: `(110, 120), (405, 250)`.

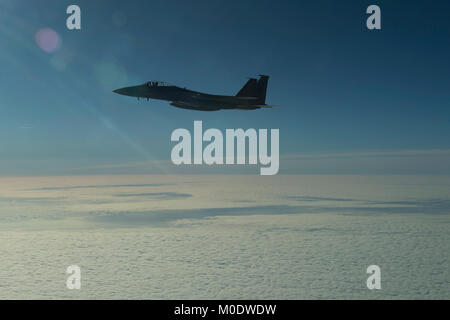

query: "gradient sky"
(0, 0), (449, 175)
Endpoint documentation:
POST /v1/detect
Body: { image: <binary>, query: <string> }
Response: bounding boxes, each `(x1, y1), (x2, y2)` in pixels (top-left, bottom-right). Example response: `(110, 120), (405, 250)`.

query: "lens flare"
(35, 28), (61, 53)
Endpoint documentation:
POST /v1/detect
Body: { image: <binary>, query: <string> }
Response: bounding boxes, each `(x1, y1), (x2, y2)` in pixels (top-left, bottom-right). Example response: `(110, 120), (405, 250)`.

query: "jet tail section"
(236, 78), (258, 97)
(236, 75), (270, 105)
(257, 75), (269, 104)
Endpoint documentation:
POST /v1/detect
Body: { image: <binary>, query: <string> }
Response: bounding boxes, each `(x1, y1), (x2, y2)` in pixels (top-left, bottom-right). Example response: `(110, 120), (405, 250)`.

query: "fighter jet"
(113, 75), (277, 111)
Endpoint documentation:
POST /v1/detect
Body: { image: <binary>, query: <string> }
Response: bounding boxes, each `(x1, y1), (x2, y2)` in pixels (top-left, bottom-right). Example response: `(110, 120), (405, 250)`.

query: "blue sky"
(0, 0), (449, 175)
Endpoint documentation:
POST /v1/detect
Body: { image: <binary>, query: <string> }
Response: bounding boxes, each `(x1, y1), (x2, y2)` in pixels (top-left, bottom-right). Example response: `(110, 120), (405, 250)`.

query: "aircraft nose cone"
(113, 85), (141, 97)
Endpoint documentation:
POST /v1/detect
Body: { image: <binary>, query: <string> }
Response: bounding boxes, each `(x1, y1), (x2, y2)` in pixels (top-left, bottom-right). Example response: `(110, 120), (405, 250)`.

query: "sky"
(0, 0), (449, 175)
(0, 1), (449, 300)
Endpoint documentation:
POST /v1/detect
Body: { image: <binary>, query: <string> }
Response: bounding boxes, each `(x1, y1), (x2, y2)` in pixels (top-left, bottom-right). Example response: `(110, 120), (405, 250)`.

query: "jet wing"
(170, 101), (193, 108)
(191, 93), (258, 102)
(170, 101), (221, 111)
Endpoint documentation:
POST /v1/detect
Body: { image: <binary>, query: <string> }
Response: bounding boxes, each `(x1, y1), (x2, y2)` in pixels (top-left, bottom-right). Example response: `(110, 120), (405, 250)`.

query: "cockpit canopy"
(146, 80), (172, 87)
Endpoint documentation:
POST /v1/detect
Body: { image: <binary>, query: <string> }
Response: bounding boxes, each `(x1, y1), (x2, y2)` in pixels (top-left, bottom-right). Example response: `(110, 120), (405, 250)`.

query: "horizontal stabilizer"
(257, 104), (279, 108)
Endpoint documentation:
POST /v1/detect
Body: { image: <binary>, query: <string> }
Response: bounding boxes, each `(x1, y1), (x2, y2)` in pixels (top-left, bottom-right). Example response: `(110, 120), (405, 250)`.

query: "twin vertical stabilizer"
(236, 75), (270, 104)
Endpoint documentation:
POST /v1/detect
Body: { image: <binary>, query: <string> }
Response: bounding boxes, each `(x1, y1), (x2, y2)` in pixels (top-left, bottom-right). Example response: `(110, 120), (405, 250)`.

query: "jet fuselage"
(113, 76), (274, 111)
